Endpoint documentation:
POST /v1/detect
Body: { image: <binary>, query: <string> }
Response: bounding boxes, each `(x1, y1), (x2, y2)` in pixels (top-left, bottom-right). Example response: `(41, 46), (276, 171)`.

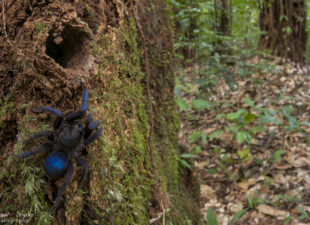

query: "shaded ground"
(178, 58), (310, 225)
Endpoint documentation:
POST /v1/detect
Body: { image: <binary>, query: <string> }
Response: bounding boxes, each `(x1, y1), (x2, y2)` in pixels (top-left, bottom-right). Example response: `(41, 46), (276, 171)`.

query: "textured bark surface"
(0, 0), (200, 224)
(259, 0), (307, 63)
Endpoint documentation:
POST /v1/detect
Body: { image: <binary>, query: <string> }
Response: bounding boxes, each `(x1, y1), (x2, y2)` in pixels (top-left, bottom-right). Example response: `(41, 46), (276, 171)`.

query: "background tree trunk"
(215, 0), (231, 36)
(212, 0), (232, 56)
(0, 0), (200, 224)
(259, 0), (307, 63)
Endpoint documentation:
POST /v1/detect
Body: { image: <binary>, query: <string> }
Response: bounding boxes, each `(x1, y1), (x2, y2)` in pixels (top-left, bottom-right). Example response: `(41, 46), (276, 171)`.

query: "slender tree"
(215, 0), (231, 36)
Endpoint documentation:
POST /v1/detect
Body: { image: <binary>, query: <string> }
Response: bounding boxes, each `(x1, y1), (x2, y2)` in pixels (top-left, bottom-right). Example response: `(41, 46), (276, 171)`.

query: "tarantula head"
(59, 122), (83, 149)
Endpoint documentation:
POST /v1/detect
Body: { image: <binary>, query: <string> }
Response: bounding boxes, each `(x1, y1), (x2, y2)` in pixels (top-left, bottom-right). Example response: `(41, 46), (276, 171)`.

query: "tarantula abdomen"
(44, 151), (69, 179)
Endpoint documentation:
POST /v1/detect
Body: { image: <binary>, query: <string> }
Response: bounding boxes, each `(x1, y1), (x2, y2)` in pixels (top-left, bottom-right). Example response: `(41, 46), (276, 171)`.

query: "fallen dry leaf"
(257, 204), (288, 217)
(200, 184), (217, 200)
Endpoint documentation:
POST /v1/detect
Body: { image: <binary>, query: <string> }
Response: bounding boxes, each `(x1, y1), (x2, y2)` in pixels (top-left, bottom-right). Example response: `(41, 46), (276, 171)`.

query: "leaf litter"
(178, 57), (310, 224)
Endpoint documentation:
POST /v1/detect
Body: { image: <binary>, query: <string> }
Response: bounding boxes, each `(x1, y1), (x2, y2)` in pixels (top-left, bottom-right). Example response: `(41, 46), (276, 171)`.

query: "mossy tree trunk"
(0, 0), (200, 224)
(259, 0), (307, 63)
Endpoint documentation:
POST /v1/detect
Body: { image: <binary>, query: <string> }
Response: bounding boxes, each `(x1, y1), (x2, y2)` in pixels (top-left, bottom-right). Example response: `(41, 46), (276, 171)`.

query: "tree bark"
(0, 0), (200, 224)
(259, 0), (307, 63)
(215, 0), (231, 36)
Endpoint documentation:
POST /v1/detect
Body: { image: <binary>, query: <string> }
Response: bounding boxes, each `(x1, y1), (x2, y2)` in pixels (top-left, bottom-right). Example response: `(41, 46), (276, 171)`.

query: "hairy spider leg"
(32, 106), (63, 117)
(51, 161), (73, 213)
(66, 111), (85, 122)
(23, 131), (53, 145)
(12, 144), (50, 159)
(81, 87), (88, 113)
(88, 120), (100, 130)
(66, 88), (89, 122)
(85, 113), (93, 127)
(85, 120), (100, 139)
(84, 126), (103, 146)
(74, 155), (88, 189)
(32, 106), (63, 129)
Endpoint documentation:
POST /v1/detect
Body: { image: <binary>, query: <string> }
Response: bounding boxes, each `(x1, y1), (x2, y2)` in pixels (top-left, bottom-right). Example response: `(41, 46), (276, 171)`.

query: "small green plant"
(229, 193), (263, 224)
(247, 194), (264, 209)
(212, 148), (236, 179)
(297, 207), (309, 221)
(230, 207), (248, 224)
(179, 145), (202, 169)
(216, 97), (281, 145)
(272, 194), (301, 207)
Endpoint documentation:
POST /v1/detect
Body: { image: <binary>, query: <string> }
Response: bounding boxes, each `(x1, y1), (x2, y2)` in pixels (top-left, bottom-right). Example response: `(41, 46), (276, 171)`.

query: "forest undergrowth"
(177, 57), (310, 225)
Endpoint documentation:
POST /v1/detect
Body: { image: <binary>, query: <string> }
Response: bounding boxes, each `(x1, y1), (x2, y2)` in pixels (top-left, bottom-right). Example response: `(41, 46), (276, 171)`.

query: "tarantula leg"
(12, 144), (50, 159)
(53, 117), (63, 130)
(88, 121), (100, 130)
(23, 131), (53, 145)
(85, 113), (93, 127)
(66, 89), (89, 121)
(81, 87), (88, 113)
(51, 161), (73, 213)
(74, 155), (88, 189)
(66, 111), (85, 122)
(32, 106), (63, 117)
(85, 120), (100, 139)
(84, 126), (103, 146)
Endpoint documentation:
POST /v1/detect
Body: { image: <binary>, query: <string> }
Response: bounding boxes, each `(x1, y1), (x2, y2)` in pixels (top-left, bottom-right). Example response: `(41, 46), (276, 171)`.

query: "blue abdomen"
(44, 151), (68, 179)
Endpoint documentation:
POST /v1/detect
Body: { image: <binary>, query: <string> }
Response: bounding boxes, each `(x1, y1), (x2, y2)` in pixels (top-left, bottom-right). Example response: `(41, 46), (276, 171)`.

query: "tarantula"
(12, 88), (103, 212)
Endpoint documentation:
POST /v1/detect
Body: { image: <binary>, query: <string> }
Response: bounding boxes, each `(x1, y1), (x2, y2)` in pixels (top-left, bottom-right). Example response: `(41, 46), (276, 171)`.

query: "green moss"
(82, 18), (153, 224)
(0, 98), (53, 225)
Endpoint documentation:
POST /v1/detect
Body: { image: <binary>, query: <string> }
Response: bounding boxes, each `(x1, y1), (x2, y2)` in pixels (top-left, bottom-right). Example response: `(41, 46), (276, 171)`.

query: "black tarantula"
(13, 88), (103, 212)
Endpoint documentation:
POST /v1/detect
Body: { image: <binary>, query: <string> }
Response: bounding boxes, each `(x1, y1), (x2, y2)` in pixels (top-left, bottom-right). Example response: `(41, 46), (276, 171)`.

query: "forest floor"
(178, 58), (310, 225)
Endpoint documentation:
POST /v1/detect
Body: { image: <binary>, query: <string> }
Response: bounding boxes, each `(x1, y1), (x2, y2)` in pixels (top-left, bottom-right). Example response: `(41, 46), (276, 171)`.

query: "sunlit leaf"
(226, 109), (248, 121)
(206, 207), (218, 225)
(180, 153), (197, 159)
(230, 208), (248, 224)
(244, 97), (255, 107)
(208, 130), (223, 140)
(189, 130), (203, 143)
(283, 216), (292, 224)
(176, 98), (189, 111)
(236, 131), (251, 144)
(206, 168), (218, 174)
(192, 99), (210, 110)
(273, 150), (286, 162)
(251, 126), (265, 133)
(190, 145), (201, 155)
(179, 159), (191, 169)
(297, 207), (309, 221)
(237, 148), (250, 160)
(244, 113), (256, 124)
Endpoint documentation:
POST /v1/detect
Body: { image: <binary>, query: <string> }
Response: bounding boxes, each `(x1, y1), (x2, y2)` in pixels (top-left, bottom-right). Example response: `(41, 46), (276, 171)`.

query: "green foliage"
(169, 0), (268, 98)
(230, 208), (248, 224)
(206, 207), (218, 225)
(171, 1), (310, 223)
(179, 145), (202, 169)
(297, 207), (309, 221)
(247, 194), (264, 209)
(272, 150), (286, 162)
